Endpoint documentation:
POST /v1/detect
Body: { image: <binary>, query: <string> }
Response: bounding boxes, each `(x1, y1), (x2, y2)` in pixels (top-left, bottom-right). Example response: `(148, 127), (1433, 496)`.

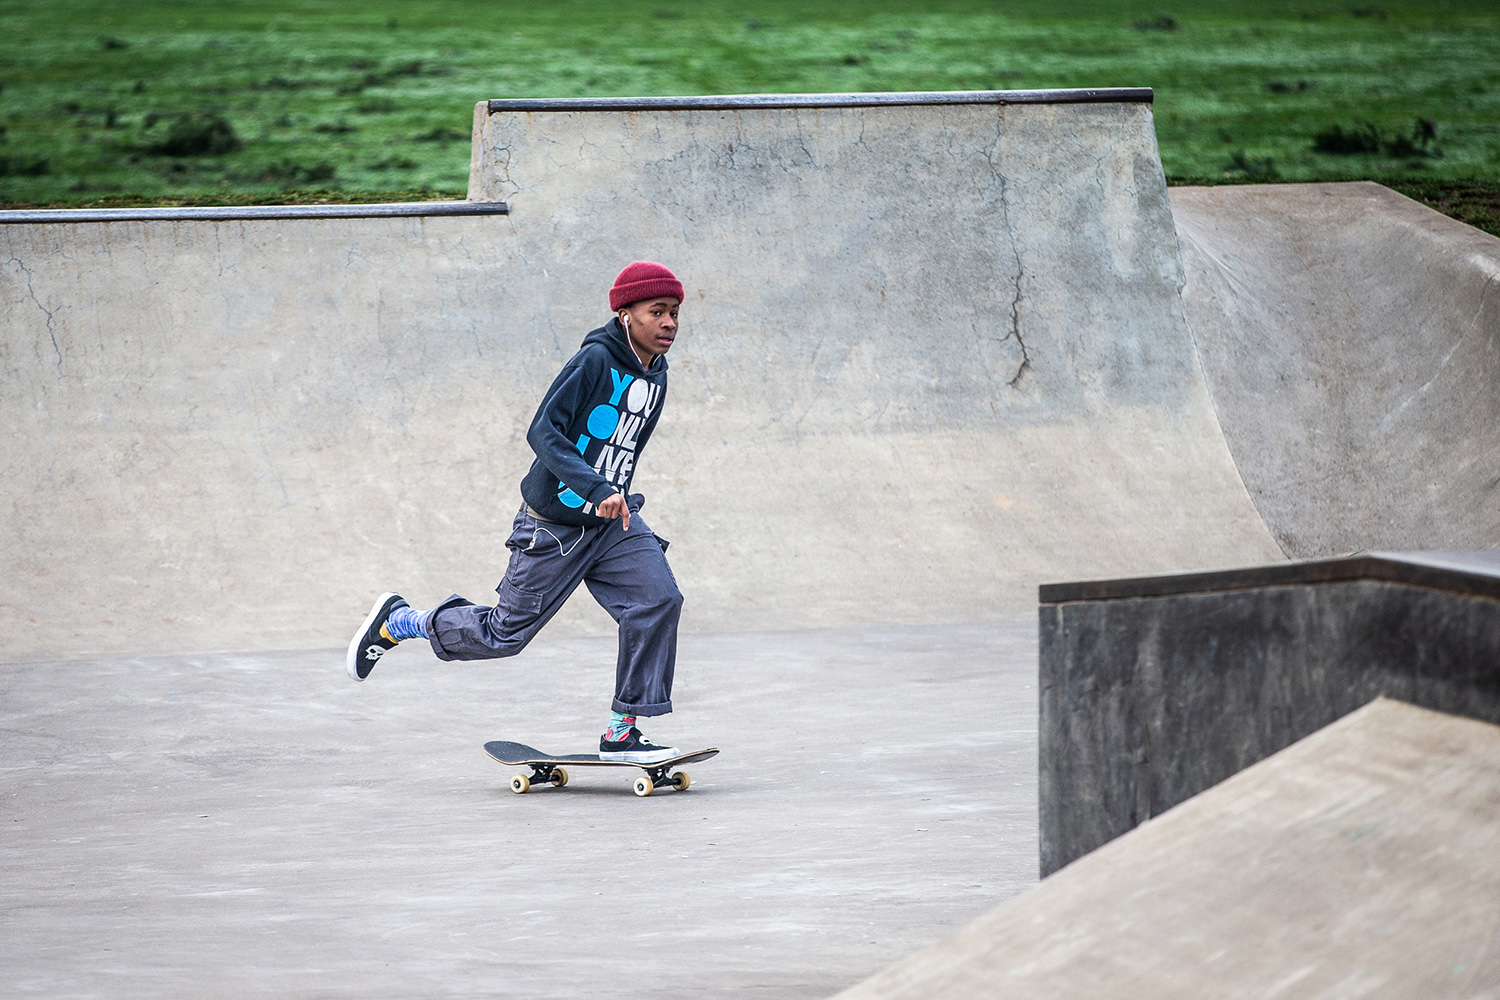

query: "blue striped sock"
(385, 606), (428, 641)
(605, 712), (636, 741)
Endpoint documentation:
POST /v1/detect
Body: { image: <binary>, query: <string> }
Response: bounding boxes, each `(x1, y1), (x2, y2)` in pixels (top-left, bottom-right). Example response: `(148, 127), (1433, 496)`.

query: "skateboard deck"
(484, 740), (719, 796)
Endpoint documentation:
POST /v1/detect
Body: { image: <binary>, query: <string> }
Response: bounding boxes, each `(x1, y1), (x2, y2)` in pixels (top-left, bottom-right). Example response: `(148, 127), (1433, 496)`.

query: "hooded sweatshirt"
(519, 317), (669, 526)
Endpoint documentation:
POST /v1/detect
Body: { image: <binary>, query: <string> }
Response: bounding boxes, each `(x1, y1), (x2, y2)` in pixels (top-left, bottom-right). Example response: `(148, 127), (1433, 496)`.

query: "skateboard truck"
(632, 763), (692, 796)
(510, 765), (571, 794)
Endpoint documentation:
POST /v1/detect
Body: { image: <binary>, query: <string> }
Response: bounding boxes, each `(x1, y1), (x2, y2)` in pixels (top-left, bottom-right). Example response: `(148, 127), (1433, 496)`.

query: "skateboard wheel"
(633, 775), (654, 797)
(671, 771), (691, 791)
(550, 767), (569, 788)
(510, 773), (530, 794)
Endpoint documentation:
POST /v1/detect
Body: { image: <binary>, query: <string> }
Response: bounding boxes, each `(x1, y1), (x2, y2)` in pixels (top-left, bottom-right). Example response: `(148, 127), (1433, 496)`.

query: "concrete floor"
(1, 620), (1037, 998)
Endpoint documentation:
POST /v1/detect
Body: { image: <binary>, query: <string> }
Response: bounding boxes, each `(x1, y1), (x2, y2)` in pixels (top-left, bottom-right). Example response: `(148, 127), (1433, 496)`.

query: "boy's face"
(620, 297), (680, 358)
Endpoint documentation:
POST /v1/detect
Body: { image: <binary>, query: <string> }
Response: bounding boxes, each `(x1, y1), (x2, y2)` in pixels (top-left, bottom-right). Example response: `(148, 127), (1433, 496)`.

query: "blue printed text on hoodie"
(519, 317), (669, 525)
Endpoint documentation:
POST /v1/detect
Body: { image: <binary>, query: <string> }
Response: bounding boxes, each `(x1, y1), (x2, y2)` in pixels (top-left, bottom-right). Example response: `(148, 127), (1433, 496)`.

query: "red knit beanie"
(609, 261), (684, 311)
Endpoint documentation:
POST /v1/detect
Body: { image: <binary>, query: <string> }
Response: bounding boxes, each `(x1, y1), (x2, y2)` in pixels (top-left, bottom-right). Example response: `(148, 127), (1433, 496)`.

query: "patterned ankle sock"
(605, 712), (636, 741)
(384, 606), (428, 642)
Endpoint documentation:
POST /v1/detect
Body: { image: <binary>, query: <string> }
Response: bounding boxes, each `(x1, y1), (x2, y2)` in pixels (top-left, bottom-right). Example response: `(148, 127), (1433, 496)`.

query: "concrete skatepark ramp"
(1, 88), (1287, 662)
(6, 95), (1497, 665)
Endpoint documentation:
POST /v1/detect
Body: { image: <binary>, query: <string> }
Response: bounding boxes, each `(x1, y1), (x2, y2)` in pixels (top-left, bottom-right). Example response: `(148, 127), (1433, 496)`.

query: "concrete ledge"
(485, 88), (1153, 114)
(0, 201), (508, 224)
(1038, 550), (1500, 875)
(1041, 549), (1500, 603)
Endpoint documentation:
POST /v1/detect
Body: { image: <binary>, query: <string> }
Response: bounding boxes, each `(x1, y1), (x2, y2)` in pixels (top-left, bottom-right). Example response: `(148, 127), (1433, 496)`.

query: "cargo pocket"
(495, 579), (545, 636)
(654, 534), (670, 554)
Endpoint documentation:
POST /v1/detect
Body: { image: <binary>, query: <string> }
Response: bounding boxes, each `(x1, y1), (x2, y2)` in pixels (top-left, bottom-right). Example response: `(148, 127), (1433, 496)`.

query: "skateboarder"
(346, 261), (686, 765)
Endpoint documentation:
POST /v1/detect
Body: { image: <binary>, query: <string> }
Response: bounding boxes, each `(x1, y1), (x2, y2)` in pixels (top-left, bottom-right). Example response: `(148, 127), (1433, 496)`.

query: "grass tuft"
(0, 155), (51, 177)
(1313, 122), (1383, 155)
(1313, 119), (1443, 159)
(1224, 150), (1279, 180)
(413, 126), (467, 143)
(145, 113), (243, 157)
(236, 160), (339, 185)
(1133, 12), (1180, 31)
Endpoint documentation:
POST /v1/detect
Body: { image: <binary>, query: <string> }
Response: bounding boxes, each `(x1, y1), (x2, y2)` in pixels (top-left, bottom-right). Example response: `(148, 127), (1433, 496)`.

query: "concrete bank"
(836, 698), (1500, 998)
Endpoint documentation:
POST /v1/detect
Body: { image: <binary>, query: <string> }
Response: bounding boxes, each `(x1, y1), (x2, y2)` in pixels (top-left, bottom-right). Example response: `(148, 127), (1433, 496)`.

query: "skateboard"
(484, 740), (719, 797)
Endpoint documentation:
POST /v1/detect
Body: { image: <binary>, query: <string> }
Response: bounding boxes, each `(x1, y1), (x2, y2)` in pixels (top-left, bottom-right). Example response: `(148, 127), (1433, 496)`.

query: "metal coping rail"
(487, 88), (1153, 113)
(1039, 552), (1500, 605)
(0, 200), (508, 225)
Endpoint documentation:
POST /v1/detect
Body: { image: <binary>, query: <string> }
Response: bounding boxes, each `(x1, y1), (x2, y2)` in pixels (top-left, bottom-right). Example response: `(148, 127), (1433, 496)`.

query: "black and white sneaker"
(346, 592), (406, 681)
(599, 727), (680, 764)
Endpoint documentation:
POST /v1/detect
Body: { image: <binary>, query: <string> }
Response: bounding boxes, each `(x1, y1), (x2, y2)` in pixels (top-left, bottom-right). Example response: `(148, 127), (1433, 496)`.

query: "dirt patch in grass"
(1385, 180), (1500, 239)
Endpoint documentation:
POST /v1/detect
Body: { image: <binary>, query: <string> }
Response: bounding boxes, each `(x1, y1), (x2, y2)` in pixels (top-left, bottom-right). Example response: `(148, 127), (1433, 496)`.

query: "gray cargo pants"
(423, 496), (681, 716)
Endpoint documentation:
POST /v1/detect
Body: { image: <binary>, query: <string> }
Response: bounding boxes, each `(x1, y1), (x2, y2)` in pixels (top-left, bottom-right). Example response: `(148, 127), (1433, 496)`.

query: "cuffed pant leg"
(427, 514), (596, 662)
(583, 515), (682, 716)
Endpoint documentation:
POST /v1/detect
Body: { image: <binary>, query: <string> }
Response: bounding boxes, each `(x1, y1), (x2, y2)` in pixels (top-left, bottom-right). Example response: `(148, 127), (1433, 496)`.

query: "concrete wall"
(0, 93), (1282, 661)
(1037, 552), (1500, 875)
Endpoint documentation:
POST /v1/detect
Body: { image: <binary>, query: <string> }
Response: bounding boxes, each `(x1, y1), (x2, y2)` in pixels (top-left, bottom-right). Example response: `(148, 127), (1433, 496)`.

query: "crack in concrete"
(1005, 249), (1030, 387)
(792, 112), (815, 168)
(978, 112), (1038, 386)
(493, 139), (517, 203)
(984, 128), (1031, 388)
(7, 256), (63, 368)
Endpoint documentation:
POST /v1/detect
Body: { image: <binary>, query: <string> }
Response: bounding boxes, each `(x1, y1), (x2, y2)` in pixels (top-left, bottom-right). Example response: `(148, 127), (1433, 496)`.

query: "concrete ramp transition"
(834, 698), (1500, 999)
(1174, 181), (1500, 558)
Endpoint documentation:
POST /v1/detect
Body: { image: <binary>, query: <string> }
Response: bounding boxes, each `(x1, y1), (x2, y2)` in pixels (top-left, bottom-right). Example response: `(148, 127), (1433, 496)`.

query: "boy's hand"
(597, 492), (630, 531)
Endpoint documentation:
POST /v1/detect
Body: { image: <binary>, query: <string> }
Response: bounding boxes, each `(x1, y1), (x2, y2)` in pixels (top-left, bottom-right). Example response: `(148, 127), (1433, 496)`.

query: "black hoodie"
(519, 317), (669, 526)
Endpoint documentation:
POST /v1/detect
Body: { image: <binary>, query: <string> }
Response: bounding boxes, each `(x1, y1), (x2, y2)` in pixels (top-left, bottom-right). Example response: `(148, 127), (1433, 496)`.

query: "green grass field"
(2, 0), (1498, 227)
